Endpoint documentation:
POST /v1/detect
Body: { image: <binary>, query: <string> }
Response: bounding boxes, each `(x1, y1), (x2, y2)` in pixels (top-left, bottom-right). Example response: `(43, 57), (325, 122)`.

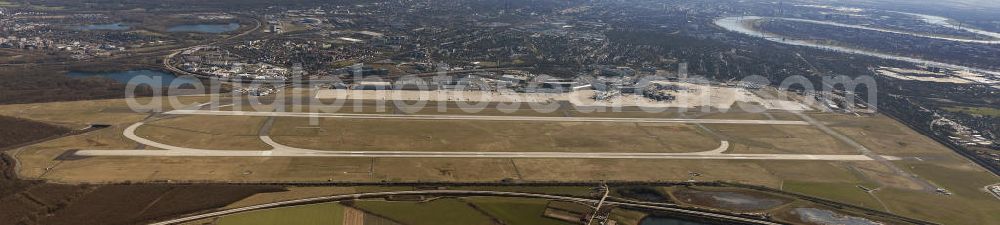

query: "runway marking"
(74, 149), (895, 160)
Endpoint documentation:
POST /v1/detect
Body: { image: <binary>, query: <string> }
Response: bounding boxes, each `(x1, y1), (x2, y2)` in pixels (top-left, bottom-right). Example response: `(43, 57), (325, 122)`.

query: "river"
(772, 17), (1000, 44)
(897, 12), (1000, 40)
(713, 16), (1000, 80)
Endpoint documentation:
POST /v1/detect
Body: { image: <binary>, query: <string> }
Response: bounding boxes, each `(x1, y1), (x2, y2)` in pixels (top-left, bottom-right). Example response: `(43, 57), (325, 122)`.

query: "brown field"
(136, 115), (271, 150)
(760, 161), (864, 184)
(0, 96), (212, 127)
(269, 117), (719, 153)
(818, 114), (957, 155)
(1, 156), (282, 225)
(0, 115), (71, 149)
(706, 124), (857, 154)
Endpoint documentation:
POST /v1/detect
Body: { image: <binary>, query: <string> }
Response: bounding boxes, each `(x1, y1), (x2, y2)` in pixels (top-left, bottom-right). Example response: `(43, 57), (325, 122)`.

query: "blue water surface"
(66, 69), (199, 88)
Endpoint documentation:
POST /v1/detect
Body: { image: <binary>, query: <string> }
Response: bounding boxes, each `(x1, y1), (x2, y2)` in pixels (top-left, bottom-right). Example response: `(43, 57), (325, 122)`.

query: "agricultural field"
(193, 195), (625, 225)
(173, 183), (963, 225)
(353, 198), (495, 225)
(706, 123), (857, 154)
(216, 202), (345, 225)
(465, 197), (577, 225)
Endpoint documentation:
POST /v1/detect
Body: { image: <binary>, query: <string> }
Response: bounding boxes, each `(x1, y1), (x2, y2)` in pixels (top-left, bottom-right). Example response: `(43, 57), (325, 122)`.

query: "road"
(149, 190), (780, 225)
(163, 109), (813, 125)
(586, 183), (610, 225)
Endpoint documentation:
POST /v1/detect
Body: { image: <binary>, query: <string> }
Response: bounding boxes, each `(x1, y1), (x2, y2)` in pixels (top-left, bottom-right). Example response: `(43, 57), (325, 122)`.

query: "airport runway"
(72, 121), (899, 161)
(74, 148), (891, 160)
(163, 109), (813, 125)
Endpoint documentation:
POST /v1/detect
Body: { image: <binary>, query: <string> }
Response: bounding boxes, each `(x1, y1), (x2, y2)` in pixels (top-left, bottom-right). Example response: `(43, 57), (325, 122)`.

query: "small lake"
(792, 208), (882, 225)
(673, 189), (788, 211)
(76, 23), (130, 31)
(166, 23), (240, 33)
(66, 69), (199, 88)
(639, 216), (711, 225)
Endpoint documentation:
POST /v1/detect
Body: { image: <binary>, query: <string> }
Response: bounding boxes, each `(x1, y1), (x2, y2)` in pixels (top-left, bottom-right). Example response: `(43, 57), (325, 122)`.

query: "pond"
(166, 23), (240, 33)
(792, 208), (882, 225)
(672, 189), (788, 212)
(75, 23), (130, 31)
(616, 186), (671, 202)
(66, 69), (199, 88)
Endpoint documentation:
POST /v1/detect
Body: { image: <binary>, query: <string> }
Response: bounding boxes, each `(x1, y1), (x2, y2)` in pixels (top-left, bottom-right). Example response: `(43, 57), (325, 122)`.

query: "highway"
(148, 190), (781, 225)
(163, 109), (813, 125)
